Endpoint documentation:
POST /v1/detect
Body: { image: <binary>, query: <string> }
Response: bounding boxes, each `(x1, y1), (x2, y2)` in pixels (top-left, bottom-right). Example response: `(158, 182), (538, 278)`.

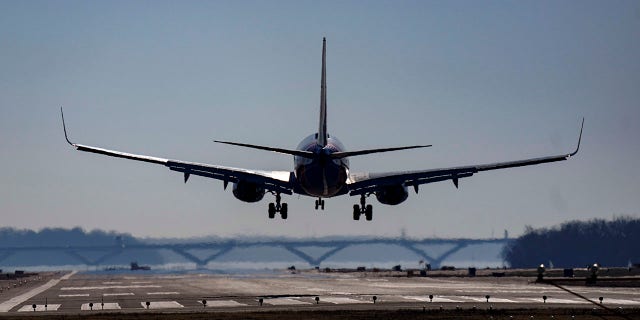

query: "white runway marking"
(60, 271), (78, 280)
(459, 296), (517, 303)
(200, 300), (247, 307)
(17, 304), (61, 312)
(263, 298), (311, 305)
(322, 297), (368, 304)
(103, 293), (134, 296)
(0, 271), (75, 312)
(140, 301), (184, 309)
(147, 292), (180, 295)
(132, 281), (152, 284)
(597, 298), (639, 305)
(61, 285), (160, 290)
(59, 294), (90, 297)
(524, 297), (587, 304)
(102, 282), (122, 285)
(81, 302), (121, 310)
(403, 295), (466, 303)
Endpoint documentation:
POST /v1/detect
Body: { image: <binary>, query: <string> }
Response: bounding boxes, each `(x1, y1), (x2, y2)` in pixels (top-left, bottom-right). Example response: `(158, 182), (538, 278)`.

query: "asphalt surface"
(1, 270), (639, 317)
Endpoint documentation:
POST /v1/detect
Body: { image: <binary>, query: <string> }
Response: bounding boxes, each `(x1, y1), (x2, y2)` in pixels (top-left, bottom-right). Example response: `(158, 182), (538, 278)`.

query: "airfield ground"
(0, 268), (638, 319)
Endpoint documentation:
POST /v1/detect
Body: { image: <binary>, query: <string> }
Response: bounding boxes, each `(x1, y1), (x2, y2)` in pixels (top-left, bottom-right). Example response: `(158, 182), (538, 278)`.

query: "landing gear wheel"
(280, 203), (288, 219)
(365, 205), (373, 221)
(268, 203), (276, 219)
(353, 194), (373, 221)
(315, 198), (326, 210)
(320, 199), (325, 210)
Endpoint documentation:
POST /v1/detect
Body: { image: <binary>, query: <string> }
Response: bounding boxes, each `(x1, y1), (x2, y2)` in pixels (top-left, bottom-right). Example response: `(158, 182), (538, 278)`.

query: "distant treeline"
(502, 217), (640, 268)
(0, 227), (138, 247)
(0, 227), (167, 267)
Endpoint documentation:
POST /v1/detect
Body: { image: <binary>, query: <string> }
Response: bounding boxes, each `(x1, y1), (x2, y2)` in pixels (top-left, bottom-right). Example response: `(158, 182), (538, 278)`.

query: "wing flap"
(167, 161), (293, 194)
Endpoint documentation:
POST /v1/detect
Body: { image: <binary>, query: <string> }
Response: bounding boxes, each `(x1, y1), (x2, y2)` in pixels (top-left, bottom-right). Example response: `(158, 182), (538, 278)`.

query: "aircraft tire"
(268, 203), (276, 219)
(353, 205), (360, 220)
(281, 203), (288, 219)
(365, 205), (373, 221)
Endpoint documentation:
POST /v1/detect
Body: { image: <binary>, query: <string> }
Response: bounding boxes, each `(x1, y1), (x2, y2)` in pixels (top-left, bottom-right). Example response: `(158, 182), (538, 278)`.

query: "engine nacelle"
(375, 185), (409, 205)
(232, 181), (265, 203)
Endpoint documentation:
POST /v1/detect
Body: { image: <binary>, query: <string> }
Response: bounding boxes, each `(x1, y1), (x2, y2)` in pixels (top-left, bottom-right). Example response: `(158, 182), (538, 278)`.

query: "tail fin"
(318, 37), (328, 147)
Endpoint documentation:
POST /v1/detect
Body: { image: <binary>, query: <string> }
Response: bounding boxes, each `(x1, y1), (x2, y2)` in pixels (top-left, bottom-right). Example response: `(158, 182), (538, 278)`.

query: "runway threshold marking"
(59, 294), (90, 297)
(103, 293), (134, 296)
(198, 300), (247, 307)
(140, 301), (184, 309)
(263, 298), (312, 305)
(322, 297), (369, 304)
(17, 304), (61, 312)
(0, 271), (76, 312)
(81, 302), (121, 310)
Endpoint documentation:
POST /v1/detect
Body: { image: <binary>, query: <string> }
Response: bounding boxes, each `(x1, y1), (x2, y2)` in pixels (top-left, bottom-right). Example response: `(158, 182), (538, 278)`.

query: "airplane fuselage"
(294, 134), (349, 197)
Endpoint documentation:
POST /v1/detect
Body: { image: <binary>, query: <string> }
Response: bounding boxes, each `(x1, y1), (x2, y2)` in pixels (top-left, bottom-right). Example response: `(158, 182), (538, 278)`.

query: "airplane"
(61, 38), (583, 221)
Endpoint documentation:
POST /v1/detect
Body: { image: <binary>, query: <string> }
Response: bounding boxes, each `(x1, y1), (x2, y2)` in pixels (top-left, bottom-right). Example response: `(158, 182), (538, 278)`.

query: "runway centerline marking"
(103, 293), (134, 296)
(61, 285), (160, 290)
(147, 292), (180, 295)
(59, 294), (90, 297)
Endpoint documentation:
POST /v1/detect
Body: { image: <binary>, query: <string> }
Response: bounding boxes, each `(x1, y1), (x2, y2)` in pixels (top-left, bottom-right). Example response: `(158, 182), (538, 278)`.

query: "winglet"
(60, 106), (75, 146)
(568, 117), (584, 157)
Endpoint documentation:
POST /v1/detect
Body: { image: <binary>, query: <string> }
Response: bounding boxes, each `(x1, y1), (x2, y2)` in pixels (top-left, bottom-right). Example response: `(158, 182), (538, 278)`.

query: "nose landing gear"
(353, 194), (373, 221)
(268, 193), (288, 219)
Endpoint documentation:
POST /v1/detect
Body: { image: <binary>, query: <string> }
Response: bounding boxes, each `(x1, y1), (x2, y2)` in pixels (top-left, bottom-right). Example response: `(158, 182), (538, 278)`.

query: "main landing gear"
(268, 192), (288, 220)
(315, 197), (325, 210)
(353, 194), (373, 221)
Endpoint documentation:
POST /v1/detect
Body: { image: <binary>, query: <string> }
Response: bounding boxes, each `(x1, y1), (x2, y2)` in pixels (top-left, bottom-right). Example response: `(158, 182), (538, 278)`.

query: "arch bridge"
(0, 238), (511, 269)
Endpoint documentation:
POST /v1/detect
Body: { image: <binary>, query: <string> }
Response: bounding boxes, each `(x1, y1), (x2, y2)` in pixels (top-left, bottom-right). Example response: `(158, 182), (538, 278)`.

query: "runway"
(1, 270), (639, 318)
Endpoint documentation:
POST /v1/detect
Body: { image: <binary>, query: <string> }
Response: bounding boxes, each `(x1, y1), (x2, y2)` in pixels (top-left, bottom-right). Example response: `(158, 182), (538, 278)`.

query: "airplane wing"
(348, 119), (583, 196)
(61, 110), (293, 195)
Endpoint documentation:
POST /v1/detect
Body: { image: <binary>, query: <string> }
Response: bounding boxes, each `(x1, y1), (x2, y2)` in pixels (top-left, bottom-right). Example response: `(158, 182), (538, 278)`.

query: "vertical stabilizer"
(318, 37), (328, 147)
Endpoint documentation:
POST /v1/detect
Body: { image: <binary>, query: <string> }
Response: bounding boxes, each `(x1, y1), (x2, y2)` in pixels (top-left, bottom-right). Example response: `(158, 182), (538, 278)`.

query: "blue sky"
(1, 0), (639, 238)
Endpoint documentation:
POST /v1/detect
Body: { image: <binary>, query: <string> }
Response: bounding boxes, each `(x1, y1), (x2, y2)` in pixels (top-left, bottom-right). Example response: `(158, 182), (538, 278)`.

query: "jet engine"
(375, 185), (409, 205)
(232, 181), (265, 203)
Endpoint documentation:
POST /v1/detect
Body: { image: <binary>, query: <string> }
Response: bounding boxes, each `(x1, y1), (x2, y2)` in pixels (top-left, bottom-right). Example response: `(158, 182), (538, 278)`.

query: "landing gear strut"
(353, 194), (373, 221)
(268, 193), (288, 219)
(315, 198), (325, 210)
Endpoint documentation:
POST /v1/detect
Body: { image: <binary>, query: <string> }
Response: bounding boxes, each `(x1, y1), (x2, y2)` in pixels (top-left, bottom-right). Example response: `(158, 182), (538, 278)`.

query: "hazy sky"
(1, 0), (639, 239)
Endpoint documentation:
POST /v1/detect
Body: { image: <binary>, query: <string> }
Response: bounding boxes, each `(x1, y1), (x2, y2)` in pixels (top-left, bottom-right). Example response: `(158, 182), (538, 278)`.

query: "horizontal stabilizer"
(214, 140), (315, 158)
(329, 145), (431, 159)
